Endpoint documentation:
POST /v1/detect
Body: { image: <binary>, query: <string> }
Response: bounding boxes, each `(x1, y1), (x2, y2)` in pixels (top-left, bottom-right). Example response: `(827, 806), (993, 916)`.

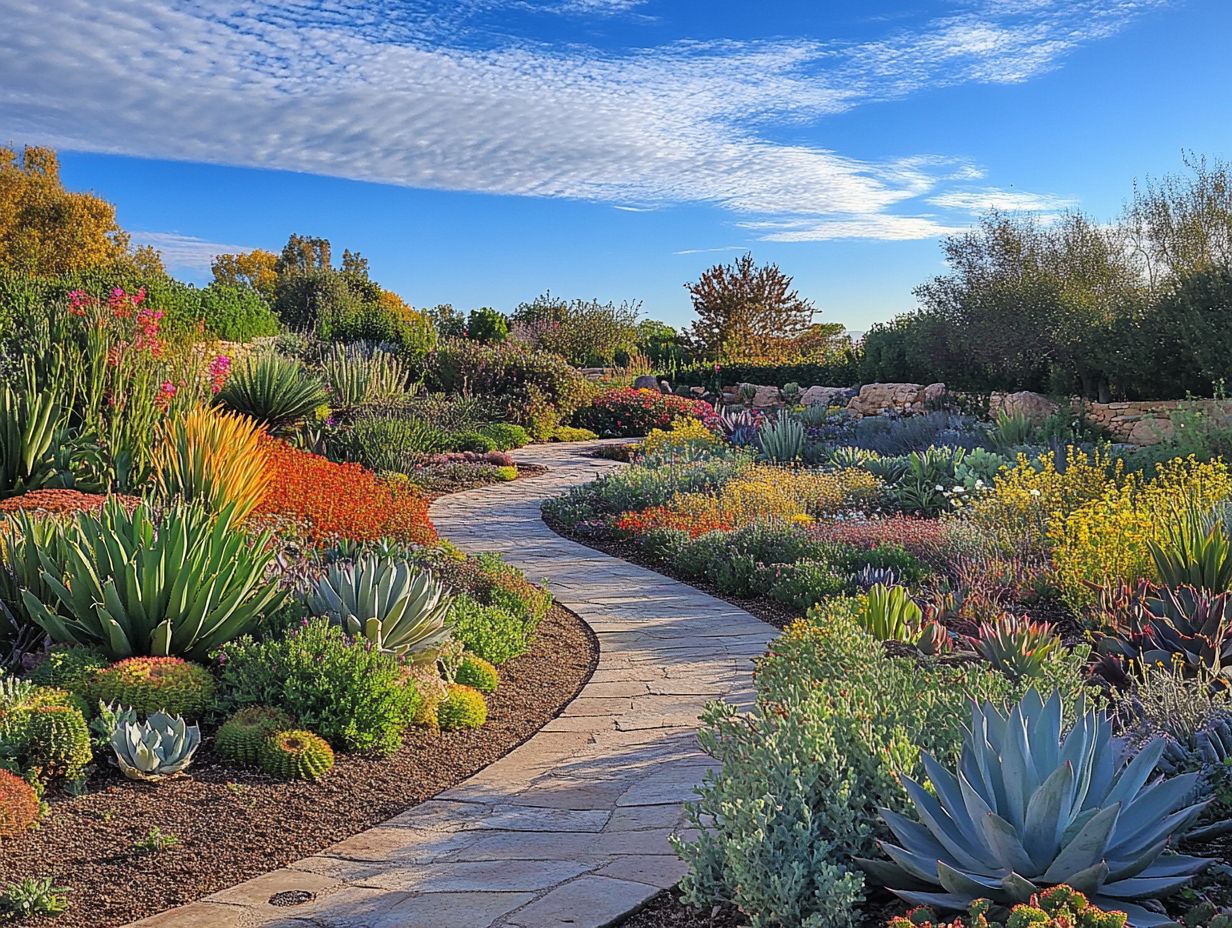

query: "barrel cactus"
(859, 689), (1214, 927)
(258, 729), (334, 781)
(22, 705), (92, 780)
(303, 555), (454, 663)
(93, 656), (216, 719)
(109, 710), (201, 781)
(215, 706), (295, 767)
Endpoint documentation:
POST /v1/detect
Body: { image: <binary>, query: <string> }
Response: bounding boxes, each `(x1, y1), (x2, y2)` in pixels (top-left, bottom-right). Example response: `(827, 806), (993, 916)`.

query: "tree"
(425, 304), (466, 339)
(511, 292), (641, 366)
(276, 234), (332, 276)
(0, 145), (164, 277)
(685, 253), (814, 361)
(211, 249), (279, 300)
(467, 307), (509, 343)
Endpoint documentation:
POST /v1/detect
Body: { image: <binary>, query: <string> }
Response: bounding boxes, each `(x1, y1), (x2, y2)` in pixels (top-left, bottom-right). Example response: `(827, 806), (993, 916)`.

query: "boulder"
(847, 382), (931, 417)
(733, 383), (782, 408)
(800, 385), (851, 408)
(922, 383), (947, 404)
(1128, 416), (1174, 446)
(989, 391), (1059, 426)
(632, 375), (661, 392)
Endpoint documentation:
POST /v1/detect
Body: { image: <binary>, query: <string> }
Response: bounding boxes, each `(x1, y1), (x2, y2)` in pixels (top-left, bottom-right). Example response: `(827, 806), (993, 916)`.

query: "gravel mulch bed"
(0, 602), (597, 928)
(414, 462), (549, 500)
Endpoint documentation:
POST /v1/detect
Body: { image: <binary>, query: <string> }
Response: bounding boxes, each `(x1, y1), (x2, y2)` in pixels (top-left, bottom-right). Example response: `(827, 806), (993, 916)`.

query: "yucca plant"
(1149, 503), (1232, 592)
(214, 352), (327, 431)
(859, 689), (1213, 927)
(756, 415), (805, 464)
(330, 413), (446, 473)
(303, 555), (454, 662)
(13, 500), (284, 660)
(154, 406), (271, 522)
(322, 345), (409, 413)
(968, 613), (1064, 680)
(1095, 585), (1232, 690)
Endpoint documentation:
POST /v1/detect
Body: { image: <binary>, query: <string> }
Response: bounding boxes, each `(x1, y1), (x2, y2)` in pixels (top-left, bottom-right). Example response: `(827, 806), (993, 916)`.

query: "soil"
(0, 602), (597, 928)
(415, 462), (549, 500)
(613, 886), (903, 928)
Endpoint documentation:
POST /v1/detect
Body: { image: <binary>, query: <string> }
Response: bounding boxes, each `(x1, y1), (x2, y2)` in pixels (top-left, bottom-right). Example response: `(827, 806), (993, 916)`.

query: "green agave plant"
(303, 554), (454, 662)
(1148, 504), (1232, 593)
(968, 613), (1065, 680)
(0, 358), (71, 499)
(859, 689), (1215, 927)
(13, 500), (284, 661)
(214, 351), (328, 431)
(109, 710), (201, 781)
(756, 415), (805, 464)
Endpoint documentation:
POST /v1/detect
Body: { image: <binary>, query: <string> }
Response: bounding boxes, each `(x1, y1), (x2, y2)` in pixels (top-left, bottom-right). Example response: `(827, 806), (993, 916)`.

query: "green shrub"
(215, 618), (418, 755)
(27, 646), (109, 701)
(447, 594), (535, 666)
(480, 422), (531, 450)
(550, 425), (598, 442)
(447, 429), (498, 453)
(7, 500), (283, 661)
(258, 729), (335, 780)
(195, 283), (280, 341)
(674, 608), (1083, 928)
(767, 560), (847, 612)
(427, 339), (591, 429)
(455, 654), (500, 693)
(92, 657), (217, 719)
(331, 414), (446, 473)
(437, 683), (488, 730)
(466, 307), (508, 343)
(639, 526), (691, 564)
(215, 706), (295, 766)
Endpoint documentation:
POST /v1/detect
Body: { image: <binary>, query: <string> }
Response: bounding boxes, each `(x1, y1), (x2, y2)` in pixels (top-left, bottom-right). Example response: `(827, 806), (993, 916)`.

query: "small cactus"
(0, 770), (39, 838)
(259, 730), (335, 781)
(455, 655), (500, 694)
(22, 705), (92, 781)
(437, 684), (487, 731)
(215, 706), (295, 767)
(93, 657), (217, 719)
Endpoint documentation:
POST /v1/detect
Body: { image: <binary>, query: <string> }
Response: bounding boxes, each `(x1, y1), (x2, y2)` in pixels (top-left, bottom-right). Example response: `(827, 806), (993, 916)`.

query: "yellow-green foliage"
(93, 657), (217, 719)
(1049, 455), (1231, 610)
(154, 405), (271, 522)
(19, 705), (92, 781)
(640, 417), (722, 458)
(258, 729), (335, 780)
(967, 448), (1120, 555)
(455, 654), (500, 694)
(215, 706), (294, 766)
(437, 683), (487, 730)
(404, 664), (447, 730)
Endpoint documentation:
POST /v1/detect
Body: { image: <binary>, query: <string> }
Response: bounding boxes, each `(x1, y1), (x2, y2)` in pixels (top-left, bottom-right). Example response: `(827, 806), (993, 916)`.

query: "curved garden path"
(133, 442), (774, 928)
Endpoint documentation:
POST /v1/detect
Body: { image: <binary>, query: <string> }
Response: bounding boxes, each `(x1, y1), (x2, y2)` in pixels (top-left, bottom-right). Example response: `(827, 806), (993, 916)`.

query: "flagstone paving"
(132, 442), (773, 928)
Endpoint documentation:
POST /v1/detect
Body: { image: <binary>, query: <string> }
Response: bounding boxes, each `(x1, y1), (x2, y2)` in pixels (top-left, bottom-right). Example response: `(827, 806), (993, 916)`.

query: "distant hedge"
(0, 268), (280, 344)
(666, 356), (861, 391)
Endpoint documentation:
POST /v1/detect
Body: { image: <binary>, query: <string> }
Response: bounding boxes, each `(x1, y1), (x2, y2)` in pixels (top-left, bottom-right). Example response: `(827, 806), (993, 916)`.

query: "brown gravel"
(0, 602), (597, 928)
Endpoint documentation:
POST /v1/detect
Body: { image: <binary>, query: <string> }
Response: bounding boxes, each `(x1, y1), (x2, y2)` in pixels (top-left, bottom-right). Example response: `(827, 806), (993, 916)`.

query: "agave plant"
(713, 409), (763, 447)
(850, 565), (901, 592)
(321, 344), (408, 412)
(214, 352), (328, 431)
(1148, 503), (1232, 592)
(858, 689), (1213, 927)
(154, 406), (271, 522)
(110, 710), (201, 781)
(12, 500), (284, 660)
(1095, 585), (1232, 690)
(303, 555), (454, 662)
(968, 613), (1064, 680)
(756, 415), (805, 464)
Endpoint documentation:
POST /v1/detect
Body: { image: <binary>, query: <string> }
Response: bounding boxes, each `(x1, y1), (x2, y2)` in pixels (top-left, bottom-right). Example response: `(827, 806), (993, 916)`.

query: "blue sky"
(2, 0), (1229, 332)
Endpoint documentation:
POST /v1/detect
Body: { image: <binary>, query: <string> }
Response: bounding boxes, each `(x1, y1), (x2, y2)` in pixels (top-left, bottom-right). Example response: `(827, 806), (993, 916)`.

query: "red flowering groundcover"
(254, 440), (437, 546)
(613, 505), (732, 538)
(0, 489), (140, 516)
(575, 388), (712, 438)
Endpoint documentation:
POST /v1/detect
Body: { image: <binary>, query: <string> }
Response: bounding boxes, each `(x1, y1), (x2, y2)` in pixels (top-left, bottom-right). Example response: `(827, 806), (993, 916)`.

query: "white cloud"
(0, 0), (1164, 242)
(673, 246), (747, 256)
(130, 231), (253, 272)
(927, 188), (1079, 211)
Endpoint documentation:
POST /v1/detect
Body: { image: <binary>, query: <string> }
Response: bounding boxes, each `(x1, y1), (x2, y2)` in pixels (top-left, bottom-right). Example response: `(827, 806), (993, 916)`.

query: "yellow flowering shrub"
(629, 465), (884, 531)
(967, 448), (1121, 554)
(1049, 455), (1231, 610)
(639, 416), (722, 458)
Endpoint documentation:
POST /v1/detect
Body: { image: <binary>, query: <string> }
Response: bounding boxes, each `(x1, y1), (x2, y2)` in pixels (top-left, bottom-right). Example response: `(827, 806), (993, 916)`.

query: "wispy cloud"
(673, 246), (747, 256)
(0, 0), (1164, 242)
(131, 231), (253, 272)
(927, 188), (1078, 211)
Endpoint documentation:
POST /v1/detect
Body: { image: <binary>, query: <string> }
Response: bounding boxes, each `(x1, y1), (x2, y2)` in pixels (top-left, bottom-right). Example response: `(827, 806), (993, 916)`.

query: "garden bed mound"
(0, 603), (596, 928)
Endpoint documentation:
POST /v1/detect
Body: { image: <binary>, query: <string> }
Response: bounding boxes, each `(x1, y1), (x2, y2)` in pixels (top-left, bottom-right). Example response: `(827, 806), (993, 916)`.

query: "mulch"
(0, 602), (597, 928)
(415, 462), (550, 501)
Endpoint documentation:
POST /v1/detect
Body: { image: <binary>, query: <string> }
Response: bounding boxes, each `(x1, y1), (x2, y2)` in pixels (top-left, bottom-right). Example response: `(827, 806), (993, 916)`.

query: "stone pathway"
(133, 442), (774, 928)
